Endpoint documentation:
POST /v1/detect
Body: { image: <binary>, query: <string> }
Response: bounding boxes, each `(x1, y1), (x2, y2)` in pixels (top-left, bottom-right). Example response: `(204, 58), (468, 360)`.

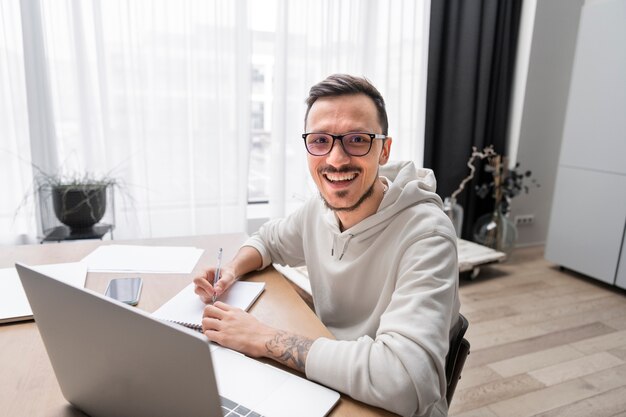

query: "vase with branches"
(472, 154), (540, 254)
(443, 146), (497, 237)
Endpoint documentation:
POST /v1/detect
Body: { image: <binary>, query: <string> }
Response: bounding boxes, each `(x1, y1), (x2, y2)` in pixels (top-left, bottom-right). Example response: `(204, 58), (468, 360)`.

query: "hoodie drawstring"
(331, 234), (354, 260)
(338, 234), (354, 260)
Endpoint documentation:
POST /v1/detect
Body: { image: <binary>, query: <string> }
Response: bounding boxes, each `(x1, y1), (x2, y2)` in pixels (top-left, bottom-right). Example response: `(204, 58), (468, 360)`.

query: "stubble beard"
(320, 175), (378, 213)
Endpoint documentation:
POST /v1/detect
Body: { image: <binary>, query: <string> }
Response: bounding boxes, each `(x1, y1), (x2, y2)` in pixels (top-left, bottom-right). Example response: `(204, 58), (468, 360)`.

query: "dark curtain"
(423, 0), (523, 240)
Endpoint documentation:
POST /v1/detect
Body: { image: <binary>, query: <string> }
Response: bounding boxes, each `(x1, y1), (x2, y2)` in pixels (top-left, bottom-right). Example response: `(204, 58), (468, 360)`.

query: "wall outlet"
(515, 214), (535, 226)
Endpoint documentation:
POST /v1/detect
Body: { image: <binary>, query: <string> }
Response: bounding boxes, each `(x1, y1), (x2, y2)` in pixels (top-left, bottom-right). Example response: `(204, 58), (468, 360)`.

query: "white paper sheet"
(0, 262), (87, 323)
(80, 245), (204, 273)
(152, 281), (265, 327)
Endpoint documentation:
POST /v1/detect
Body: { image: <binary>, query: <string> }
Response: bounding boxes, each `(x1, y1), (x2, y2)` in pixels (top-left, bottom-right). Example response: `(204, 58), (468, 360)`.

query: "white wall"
(508, 0), (585, 246)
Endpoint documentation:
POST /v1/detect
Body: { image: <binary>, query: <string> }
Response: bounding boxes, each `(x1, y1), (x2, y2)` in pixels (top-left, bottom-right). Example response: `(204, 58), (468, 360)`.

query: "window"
(1, 0), (429, 243)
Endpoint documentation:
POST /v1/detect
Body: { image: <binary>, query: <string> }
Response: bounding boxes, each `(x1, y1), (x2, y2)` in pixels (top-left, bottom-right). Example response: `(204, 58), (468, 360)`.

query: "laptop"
(15, 263), (339, 417)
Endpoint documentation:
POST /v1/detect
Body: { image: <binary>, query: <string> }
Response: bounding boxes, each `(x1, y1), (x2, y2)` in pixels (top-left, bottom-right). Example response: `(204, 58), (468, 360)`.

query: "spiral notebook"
(152, 281), (265, 331)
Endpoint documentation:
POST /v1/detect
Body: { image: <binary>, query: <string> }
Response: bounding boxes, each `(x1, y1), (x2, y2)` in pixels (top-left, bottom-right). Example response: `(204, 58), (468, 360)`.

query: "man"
(194, 74), (459, 417)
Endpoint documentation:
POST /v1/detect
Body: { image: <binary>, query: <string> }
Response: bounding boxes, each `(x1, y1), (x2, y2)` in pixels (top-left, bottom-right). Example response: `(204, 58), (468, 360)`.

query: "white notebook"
(0, 263), (87, 324)
(152, 281), (265, 331)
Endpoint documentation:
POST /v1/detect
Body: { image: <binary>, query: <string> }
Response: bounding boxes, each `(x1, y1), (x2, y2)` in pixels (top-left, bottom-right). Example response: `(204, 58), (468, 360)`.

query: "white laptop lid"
(15, 263), (339, 417)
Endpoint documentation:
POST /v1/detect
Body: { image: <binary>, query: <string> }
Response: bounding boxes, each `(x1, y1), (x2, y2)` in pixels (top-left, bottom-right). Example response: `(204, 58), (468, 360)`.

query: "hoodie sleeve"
(305, 233), (459, 417)
(243, 203), (308, 270)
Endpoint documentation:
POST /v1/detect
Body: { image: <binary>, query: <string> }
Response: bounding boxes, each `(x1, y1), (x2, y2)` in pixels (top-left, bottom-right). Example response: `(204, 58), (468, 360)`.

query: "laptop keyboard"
(220, 395), (265, 417)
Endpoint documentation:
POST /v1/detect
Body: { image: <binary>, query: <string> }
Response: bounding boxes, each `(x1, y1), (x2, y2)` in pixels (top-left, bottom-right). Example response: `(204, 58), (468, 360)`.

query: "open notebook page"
(152, 281), (265, 331)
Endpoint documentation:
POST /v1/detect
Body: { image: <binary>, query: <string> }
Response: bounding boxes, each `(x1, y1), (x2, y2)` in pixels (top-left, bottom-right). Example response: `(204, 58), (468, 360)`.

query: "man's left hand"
(202, 302), (314, 373)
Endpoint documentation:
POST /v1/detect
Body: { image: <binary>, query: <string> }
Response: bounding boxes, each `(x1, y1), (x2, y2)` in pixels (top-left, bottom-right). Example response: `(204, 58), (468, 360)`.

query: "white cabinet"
(546, 168), (626, 285)
(545, 0), (626, 289)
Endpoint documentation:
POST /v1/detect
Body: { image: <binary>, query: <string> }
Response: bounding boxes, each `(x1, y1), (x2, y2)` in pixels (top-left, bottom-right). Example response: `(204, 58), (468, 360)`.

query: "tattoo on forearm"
(265, 331), (313, 372)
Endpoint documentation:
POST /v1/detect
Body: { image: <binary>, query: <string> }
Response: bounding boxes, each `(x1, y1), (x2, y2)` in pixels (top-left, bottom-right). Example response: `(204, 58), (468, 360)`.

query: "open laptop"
(15, 263), (339, 417)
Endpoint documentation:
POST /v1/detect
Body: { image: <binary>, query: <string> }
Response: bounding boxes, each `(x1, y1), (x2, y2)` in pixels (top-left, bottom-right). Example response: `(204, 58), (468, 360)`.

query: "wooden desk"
(0, 234), (394, 417)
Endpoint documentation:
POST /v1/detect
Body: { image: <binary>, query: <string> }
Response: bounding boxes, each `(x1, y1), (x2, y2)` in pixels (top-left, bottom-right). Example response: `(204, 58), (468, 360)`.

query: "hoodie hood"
(379, 160), (442, 212)
(324, 161), (444, 260)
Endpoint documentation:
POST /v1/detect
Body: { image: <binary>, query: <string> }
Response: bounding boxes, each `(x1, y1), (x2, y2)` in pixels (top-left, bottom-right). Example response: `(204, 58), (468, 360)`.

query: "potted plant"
(41, 173), (117, 233)
(14, 168), (120, 240)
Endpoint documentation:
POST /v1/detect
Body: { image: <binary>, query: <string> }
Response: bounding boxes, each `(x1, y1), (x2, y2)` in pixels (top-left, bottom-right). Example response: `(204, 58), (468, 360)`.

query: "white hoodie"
(244, 161), (460, 417)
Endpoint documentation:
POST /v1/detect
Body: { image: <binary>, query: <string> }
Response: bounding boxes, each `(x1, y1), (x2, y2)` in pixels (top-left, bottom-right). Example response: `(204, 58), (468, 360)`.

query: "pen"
(211, 248), (223, 305)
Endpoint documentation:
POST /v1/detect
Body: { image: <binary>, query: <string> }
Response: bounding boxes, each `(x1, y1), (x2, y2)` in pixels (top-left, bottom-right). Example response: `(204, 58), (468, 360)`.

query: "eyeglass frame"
(302, 132), (387, 157)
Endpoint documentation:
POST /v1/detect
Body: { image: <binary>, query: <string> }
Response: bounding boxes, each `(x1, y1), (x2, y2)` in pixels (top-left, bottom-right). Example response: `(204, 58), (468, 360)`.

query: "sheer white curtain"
(1, 0), (251, 244)
(0, 1), (36, 245)
(269, 0), (431, 218)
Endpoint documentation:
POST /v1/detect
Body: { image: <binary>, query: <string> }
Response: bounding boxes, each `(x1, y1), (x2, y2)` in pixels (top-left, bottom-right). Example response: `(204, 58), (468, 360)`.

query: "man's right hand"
(192, 246), (264, 304)
(193, 266), (237, 304)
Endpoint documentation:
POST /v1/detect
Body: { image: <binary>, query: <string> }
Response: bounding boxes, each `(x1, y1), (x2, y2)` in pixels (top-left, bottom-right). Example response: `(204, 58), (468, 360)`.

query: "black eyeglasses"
(302, 132), (386, 157)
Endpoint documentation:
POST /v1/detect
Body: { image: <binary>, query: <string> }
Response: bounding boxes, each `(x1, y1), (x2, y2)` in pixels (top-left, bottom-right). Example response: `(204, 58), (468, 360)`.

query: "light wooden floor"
(451, 245), (626, 417)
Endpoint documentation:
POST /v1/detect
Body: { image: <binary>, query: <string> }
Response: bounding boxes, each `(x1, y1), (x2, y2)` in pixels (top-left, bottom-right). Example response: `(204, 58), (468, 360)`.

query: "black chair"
(445, 313), (470, 405)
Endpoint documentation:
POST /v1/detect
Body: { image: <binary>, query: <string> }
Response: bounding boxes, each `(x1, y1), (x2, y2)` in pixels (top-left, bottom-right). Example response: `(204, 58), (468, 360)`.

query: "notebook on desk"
(0, 263), (86, 324)
(15, 263), (339, 417)
(152, 281), (265, 331)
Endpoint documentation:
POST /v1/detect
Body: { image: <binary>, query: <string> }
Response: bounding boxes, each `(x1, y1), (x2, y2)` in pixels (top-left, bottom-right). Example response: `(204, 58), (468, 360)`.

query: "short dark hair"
(304, 74), (389, 135)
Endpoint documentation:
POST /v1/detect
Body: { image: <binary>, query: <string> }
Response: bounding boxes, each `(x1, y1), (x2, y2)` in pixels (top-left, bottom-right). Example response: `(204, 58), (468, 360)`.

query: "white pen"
(211, 248), (223, 304)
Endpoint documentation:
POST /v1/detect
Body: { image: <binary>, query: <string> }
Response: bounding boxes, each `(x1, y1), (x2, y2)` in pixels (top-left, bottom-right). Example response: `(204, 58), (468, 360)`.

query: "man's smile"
(321, 168), (361, 189)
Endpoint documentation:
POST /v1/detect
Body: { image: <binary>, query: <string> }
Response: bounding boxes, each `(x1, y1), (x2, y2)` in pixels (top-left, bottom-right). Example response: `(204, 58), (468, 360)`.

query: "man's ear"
(379, 137), (392, 165)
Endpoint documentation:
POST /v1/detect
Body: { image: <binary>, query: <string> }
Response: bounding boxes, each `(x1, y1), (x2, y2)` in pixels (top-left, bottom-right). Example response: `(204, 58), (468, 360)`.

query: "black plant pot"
(52, 185), (107, 232)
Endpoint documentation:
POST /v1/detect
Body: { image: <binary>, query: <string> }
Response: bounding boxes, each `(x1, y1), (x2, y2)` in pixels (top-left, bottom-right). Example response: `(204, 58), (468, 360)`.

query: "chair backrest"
(445, 313), (470, 405)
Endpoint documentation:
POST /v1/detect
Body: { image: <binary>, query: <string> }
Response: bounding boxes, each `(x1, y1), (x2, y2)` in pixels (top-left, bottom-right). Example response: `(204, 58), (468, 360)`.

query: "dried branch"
(450, 146), (497, 201)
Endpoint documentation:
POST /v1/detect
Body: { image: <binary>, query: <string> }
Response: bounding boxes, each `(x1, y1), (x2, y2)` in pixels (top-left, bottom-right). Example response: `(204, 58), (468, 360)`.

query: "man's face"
(305, 93), (391, 212)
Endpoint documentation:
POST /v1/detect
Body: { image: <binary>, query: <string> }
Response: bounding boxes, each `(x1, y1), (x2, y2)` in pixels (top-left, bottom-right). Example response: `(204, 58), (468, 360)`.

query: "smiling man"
(304, 92), (390, 229)
(194, 74), (460, 417)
